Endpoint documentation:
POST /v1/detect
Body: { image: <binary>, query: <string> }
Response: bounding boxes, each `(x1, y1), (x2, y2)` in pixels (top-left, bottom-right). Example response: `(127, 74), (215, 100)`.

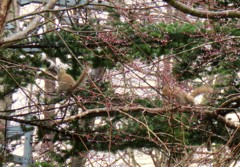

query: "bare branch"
(56, 105), (240, 131)
(163, 0), (240, 19)
(56, 106), (168, 124)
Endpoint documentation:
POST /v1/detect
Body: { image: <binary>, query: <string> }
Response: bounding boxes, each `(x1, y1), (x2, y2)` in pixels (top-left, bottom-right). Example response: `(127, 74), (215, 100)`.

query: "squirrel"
(162, 86), (213, 105)
(57, 68), (88, 93)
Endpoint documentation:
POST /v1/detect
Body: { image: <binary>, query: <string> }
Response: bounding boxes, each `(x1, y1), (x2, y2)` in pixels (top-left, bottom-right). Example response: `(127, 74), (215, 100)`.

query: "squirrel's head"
(57, 68), (67, 75)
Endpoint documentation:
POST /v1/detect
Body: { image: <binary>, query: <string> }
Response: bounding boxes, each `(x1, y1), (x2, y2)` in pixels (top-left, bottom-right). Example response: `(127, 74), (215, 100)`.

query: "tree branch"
(56, 106), (171, 124)
(0, 105), (239, 134)
(55, 105), (240, 130)
(163, 0), (240, 19)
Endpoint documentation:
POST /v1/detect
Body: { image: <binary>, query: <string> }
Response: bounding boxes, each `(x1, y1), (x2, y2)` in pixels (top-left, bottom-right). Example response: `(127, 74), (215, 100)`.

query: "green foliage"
(230, 28), (240, 36)
(0, 48), (42, 96)
(48, 111), (194, 159)
(134, 98), (163, 107)
(36, 22), (205, 66)
(188, 117), (228, 146)
(91, 55), (115, 69)
(216, 0), (240, 8)
(33, 161), (55, 167)
(38, 29), (121, 70)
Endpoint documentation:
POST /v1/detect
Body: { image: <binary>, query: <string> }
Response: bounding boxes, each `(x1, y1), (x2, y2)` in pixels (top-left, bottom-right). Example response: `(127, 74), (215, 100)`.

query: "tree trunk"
(0, 0), (12, 37)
